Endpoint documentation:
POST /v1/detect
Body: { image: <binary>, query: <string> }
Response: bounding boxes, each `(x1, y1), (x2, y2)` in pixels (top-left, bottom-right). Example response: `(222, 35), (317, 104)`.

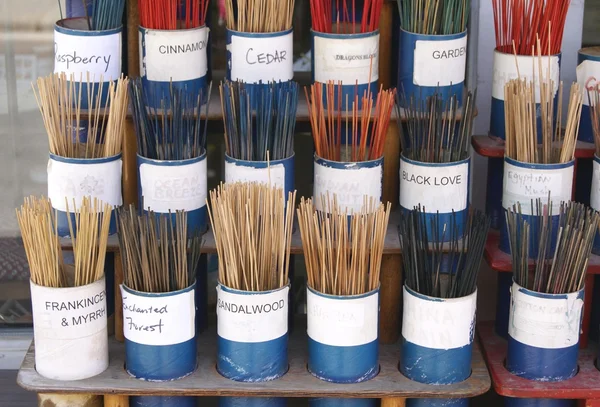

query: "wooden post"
(382, 397), (406, 407)
(104, 395), (129, 407)
(38, 394), (102, 407)
(382, 122), (400, 208)
(378, 1), (394, 89)
(580, 273), (595, 349)
(127, 0), (140, 77)
(114, 250), (125, 342)
(379, 254), (402, 344)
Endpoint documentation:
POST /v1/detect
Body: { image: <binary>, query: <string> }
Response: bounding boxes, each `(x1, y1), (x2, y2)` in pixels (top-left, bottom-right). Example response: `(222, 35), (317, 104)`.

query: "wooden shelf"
(478, 322), (600, 400)
(472, 135), (596, 159)
(18, 319), (490, 399)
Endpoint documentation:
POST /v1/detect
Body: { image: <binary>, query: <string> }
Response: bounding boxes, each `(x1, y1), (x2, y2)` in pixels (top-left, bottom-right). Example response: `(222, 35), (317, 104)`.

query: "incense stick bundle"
(493, 0), (570, 55)
(506, 200), (599, 294)
(225, 0), (295, 32)
(16, 196), (112, 288)
(310, 0), (384, 33)
(130, 79), (211, 160)
(89, 0), (126, 30)
(139, 0), (210, 29)
(397, 0), (470, 35)
(207, 183), (296, 291)
(116, 205), (202, 293)
(220, 81), (298, 161)
(305, 81), (395, 162)
(32, 73), (129, 159)
(297, 196), (391, 296)
(398, 208), (490, 299)
(588, 88), (600, 157)
(398, 90), (477, 163)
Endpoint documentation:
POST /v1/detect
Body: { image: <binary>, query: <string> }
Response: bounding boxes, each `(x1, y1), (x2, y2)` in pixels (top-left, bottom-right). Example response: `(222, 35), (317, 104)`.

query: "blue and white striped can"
(311, 399), (376, 407)
(54, 18), (122, 109)
(220, 399), (286, 407)
(576, 47), (600, 143)
(505, 399), (574, 407)
(400, 155), (470, 240)
(490, 50), (561, 140)
(47, 153), (122, 237)
(590, 155), (600, 254)
(398, 29), (467, 106)
(139, 25), (210, 108)
(507, 281), (583, 381)
(225, 154), (295, 199)
(499, 157), (574, 255)
(311, 30), (379, 109)
(137, 151), (208, 236)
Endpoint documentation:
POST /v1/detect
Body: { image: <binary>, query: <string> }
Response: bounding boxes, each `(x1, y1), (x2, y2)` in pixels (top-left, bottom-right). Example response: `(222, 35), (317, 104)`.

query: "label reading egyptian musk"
(30, 279), (107, 340)
(142, 27), (209, 82)
(314, 34), (380, 84)
(307, 290), (378, 347)
(229, 31), (293, 83)
(313, 162), (382, 214)
(217, 286), (289, 343)
(225, 161), (286, 190)
(54, 30), (122, 81)
(509, 284), (583, 349)
(591, 160), (600, 211)
(402, 287), (477, 350)
(139, 160), (207, 213)
(47, 158), (123, 212)
(400, 159), (469, 213)
(502, 161), (573, 215)
(576, 59), (600, 106)
(121, 286), (195, 346)
(413, 35), (467, 87)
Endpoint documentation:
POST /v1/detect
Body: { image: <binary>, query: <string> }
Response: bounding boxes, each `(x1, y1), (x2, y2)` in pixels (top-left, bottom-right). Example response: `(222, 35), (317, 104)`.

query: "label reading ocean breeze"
(307, 289), (378, 347)
(229, 32), (293, 83)
(217, 286), (289, 343)
(47, 158), (123, 212)
(577, 59), (600, 106)
(402, 286), (477, 349)
(54, 30), (122, 81)
(502, 161), (573, 214)
(400, 159), (468, 213)
(313, 162), (382, 213)
(413, 36), (467, 87)
(142, 27), (209, 82)
(121, 286), (195, 346)
(591, 160), (600, 211)
(30, 279), (107, 340)
(509, 284), (583, 349)
(139, 160), (206, 213)
(225, 161), (286, 191)
(314, 34), (380, 84)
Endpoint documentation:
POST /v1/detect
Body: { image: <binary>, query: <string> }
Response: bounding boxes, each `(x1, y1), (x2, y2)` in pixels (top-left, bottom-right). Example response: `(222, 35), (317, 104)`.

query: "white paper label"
(228, 32), (293, 83)
(47, 158), (123, 211)
(121, 286), (195, 346)
(502, 161), (573, 214)
(313, 162), (382, 213)
(54, 30), (122, 81)
(402, 286), (476, 349)
(576, 59), (600, 106)
(509, 283), (583, 349)
(400, 159), (468, 213)
(31, 278), (107, 340)
(217, 285), (289, 343)
(307, 289), (378, 346)
(590, 160), (600, 211)
(142, 27), (209, 82)
(314, 34), (379, 84)
(139, 160), (207, 213)
(225, 161), (286, 190)
(492, 52), (560, 102)
(413, 36), (467, 87)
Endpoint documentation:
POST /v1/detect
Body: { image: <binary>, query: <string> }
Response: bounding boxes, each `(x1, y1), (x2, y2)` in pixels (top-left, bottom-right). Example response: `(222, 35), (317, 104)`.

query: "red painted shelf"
(472, 136), (596, 159)
(478, 322), (600, 400)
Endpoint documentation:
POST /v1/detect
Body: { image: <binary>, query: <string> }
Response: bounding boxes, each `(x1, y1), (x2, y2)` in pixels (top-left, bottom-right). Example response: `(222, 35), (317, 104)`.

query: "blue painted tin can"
(307, 286), (379, 383)
(490, 50), (561, 140)
(398, 29), (467, 106)
(505, 398), (575, 407)
(408, 399), (468, 407)
(220, 398), (287, 407)
(590, 155), (600, 255)
(216, 282), (290, 382)
(577, 47), (600, 143)
(486, 157), (505, 230)
(311, 399), (376, 407)
(506, 281), (583, 381)
(47, 153), (121, 237)
(139, 25), (210, 108)
(130, 396), (197, 407)
(137, 150), (208, 236)
(499, 157), (574, 255)
(313, 154), (383, 213)
(225, 154), (295, 199)
(226, 28), (293, 91)
(400, 154), (470, 240)
(54, 18), (122, 109)
(311, 29), (379, 109)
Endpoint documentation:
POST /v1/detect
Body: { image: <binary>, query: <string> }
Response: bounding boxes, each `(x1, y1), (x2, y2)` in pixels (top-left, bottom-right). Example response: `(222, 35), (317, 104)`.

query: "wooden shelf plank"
(472, 136), (596, 159)
(17, 320), (490, 398)
(478, 322), (600, 399)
